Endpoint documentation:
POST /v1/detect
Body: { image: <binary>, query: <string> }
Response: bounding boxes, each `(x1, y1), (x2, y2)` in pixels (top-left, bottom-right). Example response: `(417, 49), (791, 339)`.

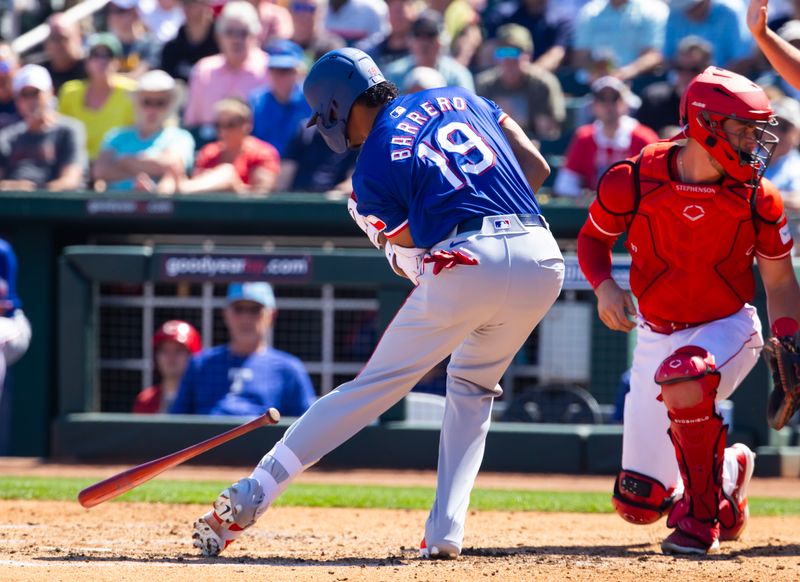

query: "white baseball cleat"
(192, 477), (266, 556)
(419, 538), (460, 560)
(720, 443), (756, 542)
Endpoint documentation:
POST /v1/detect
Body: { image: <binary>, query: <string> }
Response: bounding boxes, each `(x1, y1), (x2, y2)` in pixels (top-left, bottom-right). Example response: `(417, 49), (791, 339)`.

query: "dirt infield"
(3, 461), (800, 581)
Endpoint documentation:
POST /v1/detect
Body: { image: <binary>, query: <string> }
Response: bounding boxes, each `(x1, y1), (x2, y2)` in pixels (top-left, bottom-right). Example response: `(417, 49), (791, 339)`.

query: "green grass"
(1, 475), (798, 516)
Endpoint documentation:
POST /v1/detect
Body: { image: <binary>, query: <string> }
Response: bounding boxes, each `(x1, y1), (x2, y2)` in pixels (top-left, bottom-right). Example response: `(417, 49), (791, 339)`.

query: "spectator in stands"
(58, 34), (137, 162)
(764, 96), (800, 208)
(183, 1), (269, 132)
(476, 24), (566, 140)
(483, 0), (573, 72)
(360, 0), (421, 69)
(0, 239), (32, 455)
(448, 7), (483, 69)
(290, 0), (346, 59)
(139, 0), (186, 43)
(553, 75), (658, 197)
(133, 320), (201, 413)
(0, 65), (87, 192)
(107, 0), (163, 78)
(0, 43), (20, 131)
(154, 97), (280, 194)
(402, 66), (447, 93)
(635, 35), (712, 136)
(159, 0), (219, 83)
(245, 0), (294, 46)
(170, 282), (316, 416)
(664, 0), (753, 71)
(42, 13), (86, 93)
(384, 11), (475, 92)
(94, 70), (194, 192)
(250, 39), (310, 156)
(278, 123), (358, 193)
(572, 0), (668, 83)
(324, 0), (389, 46)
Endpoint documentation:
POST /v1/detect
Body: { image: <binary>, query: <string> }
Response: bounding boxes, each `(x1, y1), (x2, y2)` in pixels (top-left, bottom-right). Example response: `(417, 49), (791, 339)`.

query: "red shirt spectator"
(195, 135), (279, 185)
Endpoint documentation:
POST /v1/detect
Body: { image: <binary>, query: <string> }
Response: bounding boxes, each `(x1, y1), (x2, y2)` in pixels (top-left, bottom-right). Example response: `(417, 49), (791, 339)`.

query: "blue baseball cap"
(267, 39), (304, 70)
(226, 282), (276, 308)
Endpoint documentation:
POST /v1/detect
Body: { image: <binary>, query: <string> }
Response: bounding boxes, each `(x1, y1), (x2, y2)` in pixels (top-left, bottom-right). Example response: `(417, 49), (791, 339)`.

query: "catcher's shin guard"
(612, 470), (676, 525)
(656, 346), (725, 521)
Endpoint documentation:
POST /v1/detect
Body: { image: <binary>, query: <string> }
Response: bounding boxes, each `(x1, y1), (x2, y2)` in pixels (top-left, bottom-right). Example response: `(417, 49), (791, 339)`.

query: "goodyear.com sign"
(160, 254), (312, 282)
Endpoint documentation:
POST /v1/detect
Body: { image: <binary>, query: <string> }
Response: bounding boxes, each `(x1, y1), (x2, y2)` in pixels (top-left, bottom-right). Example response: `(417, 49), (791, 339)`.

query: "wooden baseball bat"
(77, 407), (281, 508)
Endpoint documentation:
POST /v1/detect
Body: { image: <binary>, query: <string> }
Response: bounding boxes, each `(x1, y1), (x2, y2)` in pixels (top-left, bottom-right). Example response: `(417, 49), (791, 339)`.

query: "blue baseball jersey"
(352, 86), (541, 248)
(0, 239), (20, 314)
(169, 345), (316, 417)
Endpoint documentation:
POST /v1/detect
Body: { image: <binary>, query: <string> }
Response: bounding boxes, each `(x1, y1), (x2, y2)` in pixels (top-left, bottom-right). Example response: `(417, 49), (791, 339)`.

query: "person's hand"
(595, 278), (637, 332)
(747, 0), (769, 37)
(0, 179), (37, 191)
(133, 172), (157, 193)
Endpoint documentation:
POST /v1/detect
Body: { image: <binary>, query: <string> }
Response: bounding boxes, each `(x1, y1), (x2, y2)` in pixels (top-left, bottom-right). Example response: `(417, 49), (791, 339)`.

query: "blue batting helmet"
(303, 48), (386, 154)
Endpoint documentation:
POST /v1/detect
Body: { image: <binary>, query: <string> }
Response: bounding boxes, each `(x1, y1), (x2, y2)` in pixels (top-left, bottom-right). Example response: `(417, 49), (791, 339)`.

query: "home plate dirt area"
(2, 463), (800, 581)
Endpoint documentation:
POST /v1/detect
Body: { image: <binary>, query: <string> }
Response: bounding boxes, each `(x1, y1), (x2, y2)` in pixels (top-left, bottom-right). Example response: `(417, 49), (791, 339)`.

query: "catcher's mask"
(679, 66), (779, 186)
(303, 48), (386, 154)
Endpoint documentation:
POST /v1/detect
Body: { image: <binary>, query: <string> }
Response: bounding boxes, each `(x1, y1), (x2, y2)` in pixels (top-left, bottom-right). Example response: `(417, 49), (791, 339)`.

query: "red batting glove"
(423, 250), (479, 275)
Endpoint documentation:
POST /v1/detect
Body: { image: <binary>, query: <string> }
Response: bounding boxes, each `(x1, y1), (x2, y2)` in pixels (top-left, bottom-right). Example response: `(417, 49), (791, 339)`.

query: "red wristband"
(771, 317), (799, 338)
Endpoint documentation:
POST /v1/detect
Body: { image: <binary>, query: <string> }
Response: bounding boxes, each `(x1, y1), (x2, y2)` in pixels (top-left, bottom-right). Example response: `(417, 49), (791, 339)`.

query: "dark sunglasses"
(214, 118), (245, 131)
(231, 303), (264, 315)
(89, 51), (114, 61)
(141, 98), (169, 109)
(291, 2), (317, 12)
(495, 46), (522, 60)
(108, 6), (136, 14)
(222, 28), (250, 39)
(675, 64), (704, 74)
(17, 88), (41, 99)
(594, 93), (622, 104)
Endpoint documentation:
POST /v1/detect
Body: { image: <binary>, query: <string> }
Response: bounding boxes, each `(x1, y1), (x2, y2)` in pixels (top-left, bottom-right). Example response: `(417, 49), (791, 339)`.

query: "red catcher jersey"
(585, 142), (793, 325)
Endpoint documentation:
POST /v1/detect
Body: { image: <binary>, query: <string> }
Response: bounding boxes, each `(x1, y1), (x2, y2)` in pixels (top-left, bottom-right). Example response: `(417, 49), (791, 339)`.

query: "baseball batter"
(578, 66), (800, 555)
(191, 47), (564, 559)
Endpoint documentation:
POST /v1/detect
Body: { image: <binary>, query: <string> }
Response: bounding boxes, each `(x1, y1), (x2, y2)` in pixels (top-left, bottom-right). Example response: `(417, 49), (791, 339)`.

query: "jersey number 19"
(417, 122), (497, 189)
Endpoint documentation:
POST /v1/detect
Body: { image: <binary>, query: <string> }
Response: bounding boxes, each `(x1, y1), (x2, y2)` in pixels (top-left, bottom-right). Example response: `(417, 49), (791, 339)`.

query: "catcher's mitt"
(763, 325), (800, 430)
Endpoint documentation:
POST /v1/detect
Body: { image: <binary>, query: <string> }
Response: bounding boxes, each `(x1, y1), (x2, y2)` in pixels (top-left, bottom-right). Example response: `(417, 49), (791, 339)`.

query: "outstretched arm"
(748, 0), (800, 89)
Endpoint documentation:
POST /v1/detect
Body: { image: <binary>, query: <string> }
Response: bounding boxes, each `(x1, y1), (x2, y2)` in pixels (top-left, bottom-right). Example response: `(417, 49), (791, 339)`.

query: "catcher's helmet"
(303, 48), (386, 154)
(680, 66), (778, 184)
(153, 320), (201, 354)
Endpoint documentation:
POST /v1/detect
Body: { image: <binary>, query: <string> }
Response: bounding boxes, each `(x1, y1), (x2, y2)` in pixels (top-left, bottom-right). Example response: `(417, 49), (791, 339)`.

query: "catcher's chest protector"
(627, 143), (757, 323)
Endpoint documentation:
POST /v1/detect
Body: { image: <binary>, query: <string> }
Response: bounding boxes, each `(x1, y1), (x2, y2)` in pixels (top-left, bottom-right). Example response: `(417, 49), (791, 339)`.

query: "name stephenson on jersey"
(352, 87), (542, 249)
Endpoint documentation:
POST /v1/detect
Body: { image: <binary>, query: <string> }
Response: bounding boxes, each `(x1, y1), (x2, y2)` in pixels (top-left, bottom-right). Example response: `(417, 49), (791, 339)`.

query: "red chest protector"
(623, 142), (761, 325)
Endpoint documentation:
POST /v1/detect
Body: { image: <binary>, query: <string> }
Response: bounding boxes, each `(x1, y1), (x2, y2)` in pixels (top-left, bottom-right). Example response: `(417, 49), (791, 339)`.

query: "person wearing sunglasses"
(41, 13), (86, 94)
(554, 75), (658, 198)
(384, 11), (475, 92)
(289, 0), (346, 58)
(169, 282), (315, 417)
(250, 39), (310, 156)
(476, 24), (566, 141)
(636, 35), (712, 136)
(106, 0), (162, 79)
(0, 43), (20, 131)
(160, 0), (219, 82)
(58, 33), (137, 162)
(183, 1), (269, 132)
(93, 69), (195, 192)
(159, 97), (280, 194)
(0, 65), (87, 192)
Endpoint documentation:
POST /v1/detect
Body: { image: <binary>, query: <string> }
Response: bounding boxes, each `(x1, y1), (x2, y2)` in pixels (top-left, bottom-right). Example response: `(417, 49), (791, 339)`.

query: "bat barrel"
(77, 408), (281, 508)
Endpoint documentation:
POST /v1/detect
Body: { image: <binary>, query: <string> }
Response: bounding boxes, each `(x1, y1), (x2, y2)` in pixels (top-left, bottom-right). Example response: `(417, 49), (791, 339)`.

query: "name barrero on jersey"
(389, 96), (469, 162)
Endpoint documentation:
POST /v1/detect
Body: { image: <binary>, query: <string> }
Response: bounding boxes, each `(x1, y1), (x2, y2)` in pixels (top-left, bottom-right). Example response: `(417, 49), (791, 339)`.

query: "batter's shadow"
(35, 554), (411, 567)
(461, 543), (652, 558)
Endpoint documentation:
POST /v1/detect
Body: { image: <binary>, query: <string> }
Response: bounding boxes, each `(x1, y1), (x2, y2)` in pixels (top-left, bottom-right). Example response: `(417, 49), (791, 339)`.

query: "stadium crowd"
(0, 0), (797, 206)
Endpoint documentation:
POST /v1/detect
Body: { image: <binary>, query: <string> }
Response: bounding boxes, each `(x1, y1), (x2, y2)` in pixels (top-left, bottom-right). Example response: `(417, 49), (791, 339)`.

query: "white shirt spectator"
(139, 0), (186, 43)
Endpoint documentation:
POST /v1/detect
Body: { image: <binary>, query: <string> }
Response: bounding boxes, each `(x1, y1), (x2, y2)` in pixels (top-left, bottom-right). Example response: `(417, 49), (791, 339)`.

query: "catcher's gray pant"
(278, 215), (564, 551)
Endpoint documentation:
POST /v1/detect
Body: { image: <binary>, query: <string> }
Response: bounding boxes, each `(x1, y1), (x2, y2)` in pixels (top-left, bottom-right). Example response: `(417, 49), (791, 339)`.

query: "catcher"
(577, 66), (800, 555)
